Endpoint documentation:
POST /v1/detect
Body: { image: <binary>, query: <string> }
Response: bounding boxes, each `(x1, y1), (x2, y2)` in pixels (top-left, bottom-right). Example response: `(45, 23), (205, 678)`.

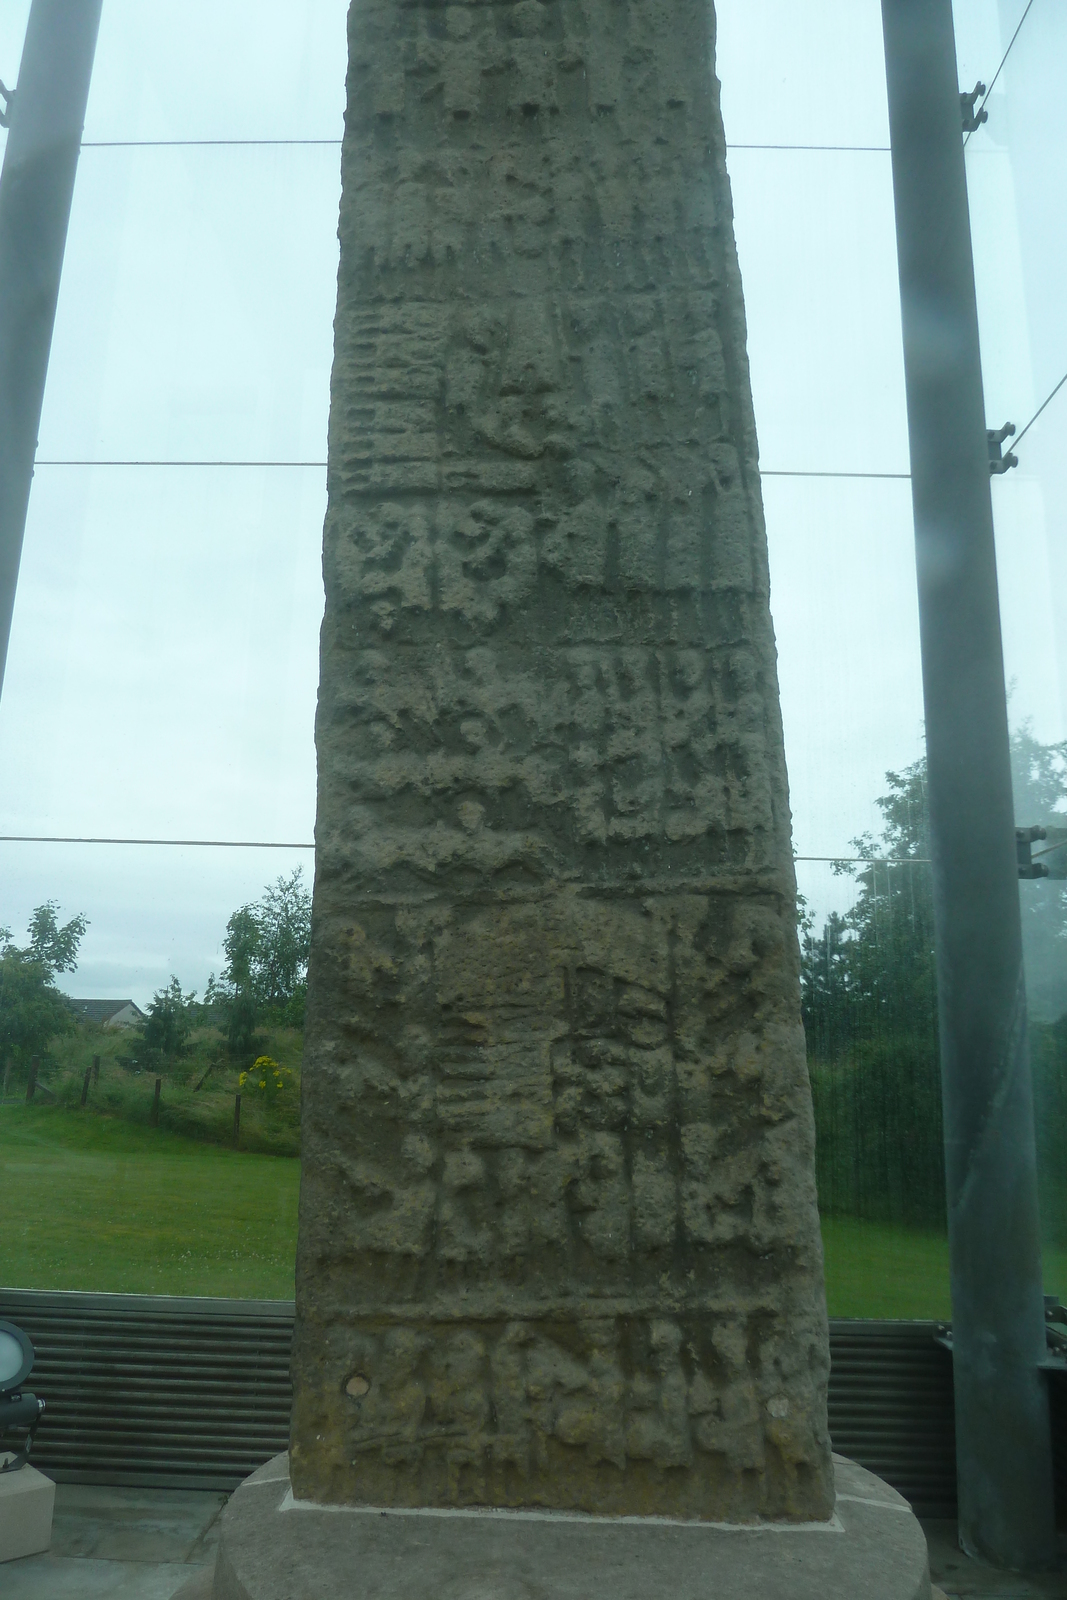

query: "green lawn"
(4, 1105), (1066, 1318)
(0, 1105), (298, 1299)
(821, 1215), (951, 1319)
(821, 1215), (1067, 1319)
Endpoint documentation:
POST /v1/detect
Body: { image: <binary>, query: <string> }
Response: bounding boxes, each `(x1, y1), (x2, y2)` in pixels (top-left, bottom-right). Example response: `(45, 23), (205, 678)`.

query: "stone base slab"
(0, 1463), (54, 1563)
(210, 1452), (931, 1600)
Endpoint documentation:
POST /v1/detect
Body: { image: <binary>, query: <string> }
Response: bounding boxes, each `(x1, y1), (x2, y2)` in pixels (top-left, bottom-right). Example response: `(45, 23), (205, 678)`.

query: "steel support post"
(0, 0), (102, 698)
(881, 0), (1056, 1568)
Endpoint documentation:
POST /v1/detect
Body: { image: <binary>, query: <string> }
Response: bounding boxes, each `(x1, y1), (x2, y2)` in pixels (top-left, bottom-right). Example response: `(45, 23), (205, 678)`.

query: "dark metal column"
(881, 0), (1056, 1569)
(0, 0), (102, 698)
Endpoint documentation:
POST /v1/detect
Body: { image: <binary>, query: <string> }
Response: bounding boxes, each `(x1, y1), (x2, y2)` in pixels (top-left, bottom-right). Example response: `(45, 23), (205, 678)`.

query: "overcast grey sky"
(0, 0), (1063, 1007)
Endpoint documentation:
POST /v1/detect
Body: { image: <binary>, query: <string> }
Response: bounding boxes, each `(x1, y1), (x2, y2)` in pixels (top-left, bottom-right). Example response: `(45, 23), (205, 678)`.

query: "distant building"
(66, 998), (146, 1030)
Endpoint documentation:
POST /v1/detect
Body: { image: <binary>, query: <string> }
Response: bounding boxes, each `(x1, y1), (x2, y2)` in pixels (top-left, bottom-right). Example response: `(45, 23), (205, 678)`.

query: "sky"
(0, 0), (1063, 1006)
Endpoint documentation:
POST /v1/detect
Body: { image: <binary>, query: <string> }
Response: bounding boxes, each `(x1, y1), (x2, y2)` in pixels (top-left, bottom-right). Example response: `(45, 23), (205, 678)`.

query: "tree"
(802, 761), (943, 1226)
(215, 869), (313, 1057)
(24, 902), (88, 978)
(140, 977), (196, 1063)
(0, 903), (88, 1094)
(802, 728), (1067, 1233)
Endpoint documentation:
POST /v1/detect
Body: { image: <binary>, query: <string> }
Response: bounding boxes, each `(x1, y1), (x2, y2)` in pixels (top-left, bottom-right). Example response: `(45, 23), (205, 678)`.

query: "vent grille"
(0, 1289), (293, 1490)
(1, 1290), (961, 1513)
(828, 1319), (956, 1517)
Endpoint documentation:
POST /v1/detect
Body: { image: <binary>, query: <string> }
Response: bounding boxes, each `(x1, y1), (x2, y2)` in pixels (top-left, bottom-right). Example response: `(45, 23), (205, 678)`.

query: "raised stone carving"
(291, 0), (833, 1522)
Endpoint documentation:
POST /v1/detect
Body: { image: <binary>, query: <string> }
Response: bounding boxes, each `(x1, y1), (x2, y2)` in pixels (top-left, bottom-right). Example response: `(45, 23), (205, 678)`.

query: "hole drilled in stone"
(345, 1373), (371, 1398)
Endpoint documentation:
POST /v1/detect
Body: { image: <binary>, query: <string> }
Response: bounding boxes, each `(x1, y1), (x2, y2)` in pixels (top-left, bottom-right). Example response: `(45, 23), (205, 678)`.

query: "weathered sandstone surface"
(292, 0), (833, 1522)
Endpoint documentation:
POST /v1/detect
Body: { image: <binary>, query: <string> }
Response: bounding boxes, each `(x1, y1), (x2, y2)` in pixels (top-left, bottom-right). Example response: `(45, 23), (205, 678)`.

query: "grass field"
(0, 1105), (299, 1299)
(4, 1105), (1067, 1316)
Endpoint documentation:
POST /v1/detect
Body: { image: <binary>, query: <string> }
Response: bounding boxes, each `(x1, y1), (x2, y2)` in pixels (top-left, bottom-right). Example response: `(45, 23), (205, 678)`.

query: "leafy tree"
(0, 904), (87, 1094)
(803, 728), (1067, 1233)
(140, 977), (196, 1062)
(216, 869), (313, 1057)
(802, 761), (943, 1226)
(799, 732), (1067, 1228)
(253, 870), (312, 1013)
(24, 902), (89, 978)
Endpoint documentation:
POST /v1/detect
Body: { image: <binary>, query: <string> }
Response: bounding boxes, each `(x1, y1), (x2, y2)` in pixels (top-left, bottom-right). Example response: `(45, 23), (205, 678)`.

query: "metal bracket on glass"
(988, 423), (1018, 474)
(1041, 1300), (1067, 1371)
(1031, 826), (1067, 879)
(0, 81), (12, 128)
(960, 81), (988, 132)
(1017, 826), (1050, 879)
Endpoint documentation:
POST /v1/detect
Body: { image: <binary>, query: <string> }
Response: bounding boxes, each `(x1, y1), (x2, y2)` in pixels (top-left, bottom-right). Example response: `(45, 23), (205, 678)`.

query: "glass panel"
(83, 0), (349, 143)
(1, 6), (343, 1303)
(952, 0), (1033, 107)
(715, 0), (890, 149)
(765, 478), (924, 857)
(797, 853), (949, 1320)
(0, 466), (323, 838)
(728, 149), (908, 475)
(38, 146), (339, 464)
(956, 0), (1067, 1295)
(718, 1), (935, 1317)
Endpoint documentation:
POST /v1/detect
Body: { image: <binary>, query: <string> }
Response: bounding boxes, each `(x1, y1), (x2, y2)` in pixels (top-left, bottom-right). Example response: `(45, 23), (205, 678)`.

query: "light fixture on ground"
(0, 1320), (45, 1471)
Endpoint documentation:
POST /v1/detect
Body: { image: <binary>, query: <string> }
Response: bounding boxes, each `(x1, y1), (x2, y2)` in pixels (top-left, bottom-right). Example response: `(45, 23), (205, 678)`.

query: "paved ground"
(3, 1485), (1067, 1597)
(924, 1522), (1067, 1599)
(3, 1483), (224, 1599)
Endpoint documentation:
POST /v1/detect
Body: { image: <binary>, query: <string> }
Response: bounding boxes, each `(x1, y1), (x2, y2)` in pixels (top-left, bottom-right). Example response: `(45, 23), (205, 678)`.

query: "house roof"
(66, 998), (145, 1023)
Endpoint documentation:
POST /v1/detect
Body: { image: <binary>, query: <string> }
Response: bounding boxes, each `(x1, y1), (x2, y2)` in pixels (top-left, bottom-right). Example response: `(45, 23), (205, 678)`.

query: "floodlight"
(0, 1320), (45, 1472)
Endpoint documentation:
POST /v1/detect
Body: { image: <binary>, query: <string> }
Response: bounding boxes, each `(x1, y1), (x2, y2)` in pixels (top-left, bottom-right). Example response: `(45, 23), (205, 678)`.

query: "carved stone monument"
(291, 0), (833, 1523)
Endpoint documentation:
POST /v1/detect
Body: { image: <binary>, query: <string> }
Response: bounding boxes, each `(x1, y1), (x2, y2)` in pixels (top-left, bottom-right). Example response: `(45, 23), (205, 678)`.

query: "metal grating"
(0, 1290), (961, 1511)
(0, 1288), (294, 1490)
(828, 1319), (957, 1518)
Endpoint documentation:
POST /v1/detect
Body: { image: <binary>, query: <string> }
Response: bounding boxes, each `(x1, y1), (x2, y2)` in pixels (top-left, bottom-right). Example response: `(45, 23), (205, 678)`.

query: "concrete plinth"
(0, 1464), (54, 1563)
(210, 1453), (932, 1600)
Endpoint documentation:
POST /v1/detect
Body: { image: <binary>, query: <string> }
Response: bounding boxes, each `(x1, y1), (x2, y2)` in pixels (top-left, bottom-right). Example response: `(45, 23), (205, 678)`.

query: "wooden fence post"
(25, 1057), (38, 1102)
(233, 1092), (241, 1148)
(80, 1064), (92, 1106)
(91, 1054), (100, 1084)
(151, 1076), (161, 1127)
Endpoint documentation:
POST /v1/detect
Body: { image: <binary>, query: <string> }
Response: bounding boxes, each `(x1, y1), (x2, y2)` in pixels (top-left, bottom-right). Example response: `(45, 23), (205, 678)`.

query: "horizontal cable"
(33, 460), (909, 479)
(74, 138), (887, 152)
(34, 459), (326, 468)
(728, 142), (889, 153)
(0, 837), (927, 863)
(81, 138), (341, 147)
(761, 469), (910, 480)
(0, 834), (313, 849)
(795, 855), (930, 865)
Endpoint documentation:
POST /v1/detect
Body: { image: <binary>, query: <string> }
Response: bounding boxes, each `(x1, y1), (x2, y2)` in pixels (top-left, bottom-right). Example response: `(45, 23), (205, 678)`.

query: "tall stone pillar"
(292, 0), (833, 1522)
